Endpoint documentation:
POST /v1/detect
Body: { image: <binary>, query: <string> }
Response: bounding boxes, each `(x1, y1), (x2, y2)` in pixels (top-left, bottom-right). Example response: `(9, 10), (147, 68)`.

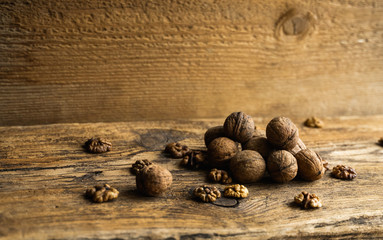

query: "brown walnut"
(230, 150), (266, 183)
(164, 142), (191, 158)
(243, 136), (274, 160)
(266, 117), (299, 150)
(209, 168), (232, 184)
(288, 138), (307, 156)
(295, 149), (324, 181)
(85, 184), (119, 203)
(223, 112), (255, 143)
(131, 159), (153, 175)
(204, 126), (225, 148)
(208, 137), (239, 168)
(136, 165), (172, 196)
(267, 150), (298, 183)
(84, 138), (112, 153)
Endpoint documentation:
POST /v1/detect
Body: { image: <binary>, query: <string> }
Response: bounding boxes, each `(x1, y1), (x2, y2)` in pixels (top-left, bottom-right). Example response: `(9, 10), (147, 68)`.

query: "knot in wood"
(275, 9), (316, 41)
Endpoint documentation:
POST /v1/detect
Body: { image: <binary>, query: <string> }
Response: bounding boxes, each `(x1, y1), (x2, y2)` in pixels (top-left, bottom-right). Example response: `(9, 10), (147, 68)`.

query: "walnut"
(288, 138), (307, 156)
(224, 184), (249, 198)
(204, 126), (225, 148)
(267, 150), (298, 183)
(209, 168), (232, 184)
(331, 165), (357, 180)
(208, 137), (239, 168)
(242, 136), (274, 159)
(304, 117), (324, 128)
(295, 149), (325, 181)
(84, 138), (112, 153)
(136, 165), (172, 196)
(252, 128), (266, 138)
(223, 112), (255, 143)
(164, 142), (191, 158)
(131, 159), (153, 175)
(85, 184), (119, 203)
(230, 150), (266, 183)
(378, 138), (383, 147)
(181, 150), (206, 170)
(294, 191), (322, 209)
(266, 117), (299, 150)
(193, 185), (221, 203)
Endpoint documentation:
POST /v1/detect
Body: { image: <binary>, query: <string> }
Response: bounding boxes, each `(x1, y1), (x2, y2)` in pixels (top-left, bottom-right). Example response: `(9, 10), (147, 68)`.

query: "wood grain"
(1, 116), (383, 239)
(1, 0), (383, 125)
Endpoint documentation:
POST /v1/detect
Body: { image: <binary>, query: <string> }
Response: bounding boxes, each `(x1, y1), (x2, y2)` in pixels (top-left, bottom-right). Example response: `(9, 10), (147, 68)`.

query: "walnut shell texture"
(295, 149), (324, 181)
(266, 117), (299, 150)
(224, 112), (255, 143)
(230, 150), (266, 183)
(267, 150), (298, 183)
(136, 165), (173, 196)
(243, 136), (274, 160)
(204, 126), (225, 148)
(208, 137), (239, 168)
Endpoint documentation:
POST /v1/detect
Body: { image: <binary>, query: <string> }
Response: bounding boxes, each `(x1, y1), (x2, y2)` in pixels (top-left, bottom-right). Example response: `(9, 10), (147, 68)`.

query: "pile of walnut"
(164, 112), (357, 207)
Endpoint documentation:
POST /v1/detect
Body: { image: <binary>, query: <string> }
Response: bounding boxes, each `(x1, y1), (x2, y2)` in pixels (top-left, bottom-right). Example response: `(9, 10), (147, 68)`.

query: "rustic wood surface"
(1, 116), (383, 239)
(1, 0), (383, 125)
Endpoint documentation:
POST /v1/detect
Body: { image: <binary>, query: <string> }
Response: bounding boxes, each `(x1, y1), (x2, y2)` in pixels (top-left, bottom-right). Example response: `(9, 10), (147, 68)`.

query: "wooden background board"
(1, 0), (383, 126)
(0, 116), (383, 239)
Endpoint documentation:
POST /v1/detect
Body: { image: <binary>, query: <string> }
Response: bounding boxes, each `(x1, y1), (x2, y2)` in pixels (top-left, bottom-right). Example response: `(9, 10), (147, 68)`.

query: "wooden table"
(1, 116), (383, 239)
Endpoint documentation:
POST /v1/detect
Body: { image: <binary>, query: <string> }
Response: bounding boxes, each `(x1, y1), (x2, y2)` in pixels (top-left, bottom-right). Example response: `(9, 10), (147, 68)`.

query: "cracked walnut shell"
(84, 138), (112, 153)
(193, 185), (221, 203)
(85, 184), (119, 203)
(332, 165), (357, 180)
(165, 142), (191, 158)
(294, 191), (322, 209)
(224, 184), (249, 198)
(209, 168), (232, 184)
(224, 112), (255, 143)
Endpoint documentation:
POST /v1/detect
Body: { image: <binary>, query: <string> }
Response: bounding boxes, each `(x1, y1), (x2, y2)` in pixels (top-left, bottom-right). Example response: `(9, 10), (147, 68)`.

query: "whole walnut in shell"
(295, 149), (324, 181)
(224, 112), (255, 143)
(288, 138), (307, 156)
(204, 126), (225, 148)
(267, 150), (298, 183)
(208, 137), (239, 168)
(266, 117), (299, 150)
(136, 165), (173, 196)
(230, 150), (266, 183)
(243, 136), (274, 160)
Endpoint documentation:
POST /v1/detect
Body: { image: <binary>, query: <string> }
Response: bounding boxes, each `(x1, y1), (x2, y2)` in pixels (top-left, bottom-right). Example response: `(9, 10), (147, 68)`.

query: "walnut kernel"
(331, 165), (357, 180)
(294, 191), (322, 209)
(224, 184), (249, 198)
(131, 159), (153, 175)
(165, 142), (191, 158)
(181, 150), (206, 169)
(304, 117), (324, 128)
(85, 184), (119, 203)
(193, 185), (221, 202)
(84, 138), (112, 153)
(209, 168), (232, 184)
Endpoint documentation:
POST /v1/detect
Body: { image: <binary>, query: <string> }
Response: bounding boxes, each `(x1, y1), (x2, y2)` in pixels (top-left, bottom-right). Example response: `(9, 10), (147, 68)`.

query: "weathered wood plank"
(1, 0), (383, 125)
(1, 116), (383, 239)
